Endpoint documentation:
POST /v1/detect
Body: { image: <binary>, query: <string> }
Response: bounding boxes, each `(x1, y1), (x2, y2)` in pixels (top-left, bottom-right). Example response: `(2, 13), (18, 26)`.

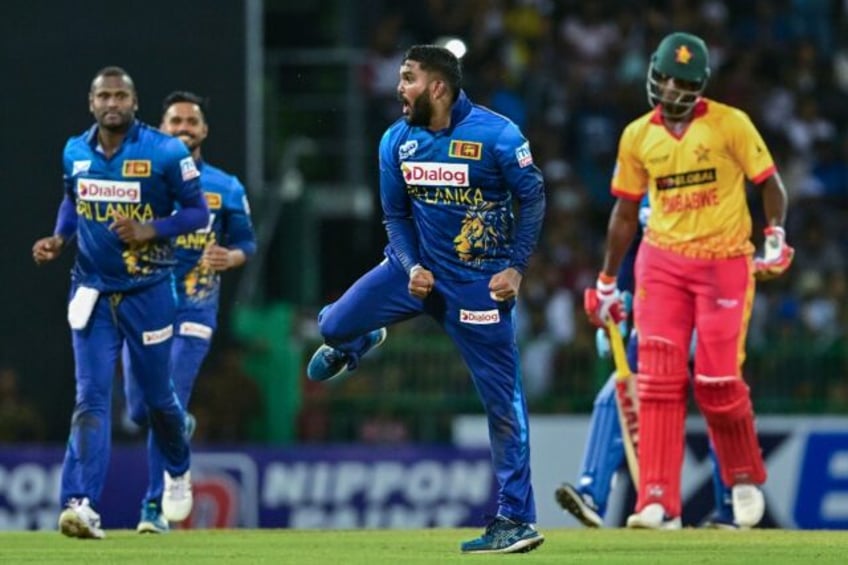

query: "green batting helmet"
(652, 32), (710, 83)
(647, 32), (711, 117)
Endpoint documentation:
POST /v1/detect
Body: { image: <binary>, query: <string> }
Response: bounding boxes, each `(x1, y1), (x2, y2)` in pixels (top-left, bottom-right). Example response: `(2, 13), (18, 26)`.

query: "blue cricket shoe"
(137, 502), (169, 534)
(460, 515), (544, 554)
(700, 510), (740, 530)
(306, 327), (387, 382)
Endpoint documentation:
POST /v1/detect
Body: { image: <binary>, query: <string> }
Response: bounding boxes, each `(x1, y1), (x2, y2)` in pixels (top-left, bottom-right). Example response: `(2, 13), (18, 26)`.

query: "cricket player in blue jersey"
(556, 197), (737, 529)
(124, 91), (256, 533)
(32, 67), (208, 539)
(306, 45), (545, 554)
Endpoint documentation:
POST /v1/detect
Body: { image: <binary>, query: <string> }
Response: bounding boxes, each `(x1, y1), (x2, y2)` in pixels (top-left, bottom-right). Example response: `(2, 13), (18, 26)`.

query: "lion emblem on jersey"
(122, 245), (155, 276)
(453, 203), (504, 263)
(184, 264), (214, 300)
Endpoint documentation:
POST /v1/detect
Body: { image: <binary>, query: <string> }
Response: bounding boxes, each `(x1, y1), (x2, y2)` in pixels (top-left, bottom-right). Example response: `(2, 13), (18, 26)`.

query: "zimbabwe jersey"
(611, 98), (776, 259)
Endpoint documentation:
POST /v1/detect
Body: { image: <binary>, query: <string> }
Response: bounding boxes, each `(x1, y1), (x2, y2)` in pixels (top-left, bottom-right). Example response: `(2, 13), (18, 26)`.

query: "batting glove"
(584, 274), (627, 328)
(595, 291), (632, 358)
(754, 226), (794, 281)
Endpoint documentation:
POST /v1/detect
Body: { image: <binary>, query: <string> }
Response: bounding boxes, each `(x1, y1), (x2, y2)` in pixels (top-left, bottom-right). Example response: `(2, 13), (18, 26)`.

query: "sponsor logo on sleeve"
(72, 160), (92, 175)
(515, 142), (533, 168)
(459, 309), (501, 325)
(77, 179), (141, 203)
(449, 140), (483, 160)
(401, 162), (469, 187)
(122, 160), (152, 177)
(142, 325), (174, 345)
(398, 140), (418, 160)
(180, 157), (201, 181)
(179, 321), (214, 340)
(204, 192), (223, 210)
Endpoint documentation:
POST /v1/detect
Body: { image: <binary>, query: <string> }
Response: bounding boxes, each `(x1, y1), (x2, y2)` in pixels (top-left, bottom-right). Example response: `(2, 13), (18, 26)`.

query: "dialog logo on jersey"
(142, 324), (173, 345)
(459, 309), (500, 325)
(78, 179), (141, 203)
(402, 162), (469, 187)
(179, 321), (213, 340)
(122, 160), (151, 177)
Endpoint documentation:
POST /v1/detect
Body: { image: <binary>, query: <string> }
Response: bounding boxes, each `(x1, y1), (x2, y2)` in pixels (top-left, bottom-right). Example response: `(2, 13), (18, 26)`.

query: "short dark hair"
(403, 45), (462, 102)
(91, 66), (135, 93)
(162, 90), (208, 118)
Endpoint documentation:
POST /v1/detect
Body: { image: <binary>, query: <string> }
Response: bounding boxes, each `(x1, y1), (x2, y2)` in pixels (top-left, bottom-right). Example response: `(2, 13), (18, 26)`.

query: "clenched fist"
(408, 264), (434, 299)
(32, 235), (65, 265)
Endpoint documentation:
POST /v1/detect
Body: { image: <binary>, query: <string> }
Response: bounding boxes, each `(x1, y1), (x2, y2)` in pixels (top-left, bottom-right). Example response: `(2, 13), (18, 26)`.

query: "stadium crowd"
(4, 1), (846, 445)
(356, 0), (847, 407)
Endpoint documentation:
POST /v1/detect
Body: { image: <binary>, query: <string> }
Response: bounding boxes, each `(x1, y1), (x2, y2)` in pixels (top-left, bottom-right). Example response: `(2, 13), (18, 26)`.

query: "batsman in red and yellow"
(585, 31), (794, 529)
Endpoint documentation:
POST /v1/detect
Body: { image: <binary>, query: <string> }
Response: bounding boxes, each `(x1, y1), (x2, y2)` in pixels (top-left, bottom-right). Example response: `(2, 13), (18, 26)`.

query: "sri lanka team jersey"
(63, 121), (203, 292)
(611, 98), (776, 259)
(379, 91), (545, 281)
(172, 160), (256, 311)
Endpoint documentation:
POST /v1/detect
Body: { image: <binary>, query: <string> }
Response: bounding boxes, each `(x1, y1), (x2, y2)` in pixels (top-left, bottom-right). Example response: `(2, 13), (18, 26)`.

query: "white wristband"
(596, 278), (617, 293)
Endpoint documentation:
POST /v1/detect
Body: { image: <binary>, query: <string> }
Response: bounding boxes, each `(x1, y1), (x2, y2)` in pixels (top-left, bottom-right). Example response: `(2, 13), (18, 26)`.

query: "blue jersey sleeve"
(54, 195), (78, 240)
(494, 123), (545, 274)
(379, 128), (421, 273)
(150, 139), (209, 238)
(222, 176), (256, 256)
(55, 149), (78, 239)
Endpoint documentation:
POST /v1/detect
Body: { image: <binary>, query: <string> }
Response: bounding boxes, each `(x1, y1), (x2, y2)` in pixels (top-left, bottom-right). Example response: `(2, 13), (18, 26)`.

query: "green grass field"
(1, 529), (847, 564)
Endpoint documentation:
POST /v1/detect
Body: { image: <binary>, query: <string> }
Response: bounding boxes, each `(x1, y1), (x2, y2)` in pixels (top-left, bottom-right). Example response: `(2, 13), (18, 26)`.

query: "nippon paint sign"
(453, 415), (848, 529)
(0, 459), (62, 530)
(0, 446), (496, 530)
(261, 458), (493, 528)
(2, 417), (846, 531)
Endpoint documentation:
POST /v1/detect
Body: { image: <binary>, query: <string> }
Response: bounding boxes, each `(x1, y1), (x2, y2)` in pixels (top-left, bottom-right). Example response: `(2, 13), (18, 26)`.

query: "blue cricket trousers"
(60, 278), (190, 508)
(319, 256), (537, 523)
(123, 307), (212, 507)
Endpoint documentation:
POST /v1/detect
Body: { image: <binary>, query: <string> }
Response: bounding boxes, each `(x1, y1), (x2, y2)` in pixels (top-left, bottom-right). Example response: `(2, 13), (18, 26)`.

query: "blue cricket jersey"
(60, 120), (207, 292)
(379, 91), (545, 281)
(172, 160), (256, 312)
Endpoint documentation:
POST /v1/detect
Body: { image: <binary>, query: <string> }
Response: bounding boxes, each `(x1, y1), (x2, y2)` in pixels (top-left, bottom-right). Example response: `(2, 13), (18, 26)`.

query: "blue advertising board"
(0, 445), (497, 530)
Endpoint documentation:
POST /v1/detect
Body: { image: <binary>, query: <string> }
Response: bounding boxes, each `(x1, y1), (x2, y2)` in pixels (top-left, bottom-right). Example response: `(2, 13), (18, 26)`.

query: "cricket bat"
(606, 319), (640, 487)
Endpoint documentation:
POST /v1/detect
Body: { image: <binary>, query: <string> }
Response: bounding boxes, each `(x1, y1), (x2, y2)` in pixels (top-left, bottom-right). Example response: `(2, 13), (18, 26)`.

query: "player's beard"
(406, 91), (434, 127)
(97, 109), (134, 133)
(176, 132), (200, 151)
